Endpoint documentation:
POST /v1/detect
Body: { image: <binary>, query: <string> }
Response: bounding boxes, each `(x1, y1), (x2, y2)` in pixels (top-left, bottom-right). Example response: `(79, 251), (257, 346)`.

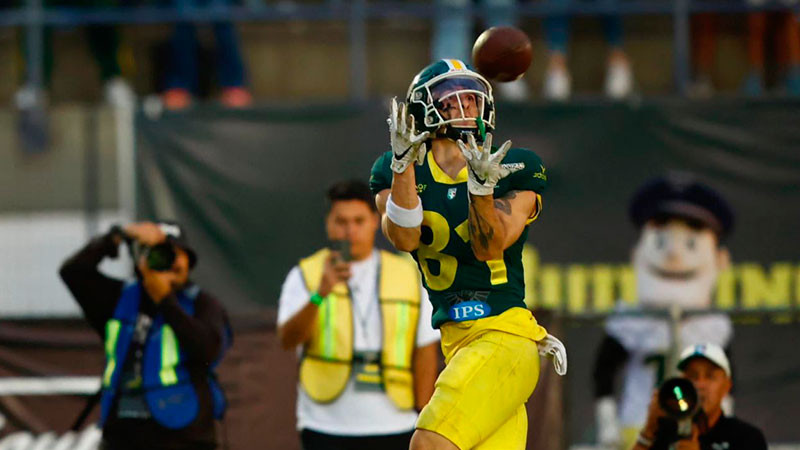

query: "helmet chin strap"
(441, 116), (486, 144)
(441, 127), (481, 144)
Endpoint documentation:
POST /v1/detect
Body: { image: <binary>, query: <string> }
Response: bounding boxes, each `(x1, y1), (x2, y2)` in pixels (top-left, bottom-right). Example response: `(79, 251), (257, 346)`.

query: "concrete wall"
(0, 211), (130, 317)
(0, 107), (120, 213)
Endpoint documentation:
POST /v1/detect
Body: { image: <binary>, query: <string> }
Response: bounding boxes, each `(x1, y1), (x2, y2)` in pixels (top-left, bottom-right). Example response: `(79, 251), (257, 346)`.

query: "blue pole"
(674, 0), (691, 95)
(24, 0), (44, 92)
(349, 0), (368, 102)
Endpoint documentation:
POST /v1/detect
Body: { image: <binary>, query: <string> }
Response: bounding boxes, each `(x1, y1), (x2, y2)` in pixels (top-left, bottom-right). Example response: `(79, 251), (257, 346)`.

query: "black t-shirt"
(653, 415), (767, 450)
(699, 416), (767, 450)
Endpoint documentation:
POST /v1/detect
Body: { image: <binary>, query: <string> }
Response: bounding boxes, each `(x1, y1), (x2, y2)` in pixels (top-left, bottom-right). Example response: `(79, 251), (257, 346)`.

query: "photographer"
(634, 343), (766, 450)
(277, 180), (440, 450)
(59, 222), (231, 450)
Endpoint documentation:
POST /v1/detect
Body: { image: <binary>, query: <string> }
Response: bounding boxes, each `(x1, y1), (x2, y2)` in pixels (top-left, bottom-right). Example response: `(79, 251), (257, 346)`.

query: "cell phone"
(329, 240), (351, 262)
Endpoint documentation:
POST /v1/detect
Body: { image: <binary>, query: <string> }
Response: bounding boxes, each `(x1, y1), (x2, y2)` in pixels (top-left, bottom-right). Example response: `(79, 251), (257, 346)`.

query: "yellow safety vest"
(297, 248), (421, 410)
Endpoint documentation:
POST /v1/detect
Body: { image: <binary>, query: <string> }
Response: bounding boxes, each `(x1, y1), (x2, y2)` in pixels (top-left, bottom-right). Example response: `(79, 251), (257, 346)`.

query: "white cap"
(677, 343), (731, 377)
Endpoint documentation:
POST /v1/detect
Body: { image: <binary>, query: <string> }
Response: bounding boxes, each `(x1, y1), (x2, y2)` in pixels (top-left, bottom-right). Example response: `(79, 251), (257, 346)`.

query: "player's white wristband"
(386, 194), (423, 228)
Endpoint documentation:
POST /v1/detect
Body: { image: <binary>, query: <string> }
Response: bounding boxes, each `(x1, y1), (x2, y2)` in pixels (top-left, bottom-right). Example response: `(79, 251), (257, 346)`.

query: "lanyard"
(347, 259), (380, 346)
(125, 313), (153, 391)
(347, 283), (377, 345)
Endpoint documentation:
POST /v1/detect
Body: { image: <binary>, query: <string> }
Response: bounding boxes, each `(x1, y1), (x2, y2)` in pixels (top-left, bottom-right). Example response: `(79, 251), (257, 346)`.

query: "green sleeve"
(507, 148), (548, 194)
(369, 151), (393, 195)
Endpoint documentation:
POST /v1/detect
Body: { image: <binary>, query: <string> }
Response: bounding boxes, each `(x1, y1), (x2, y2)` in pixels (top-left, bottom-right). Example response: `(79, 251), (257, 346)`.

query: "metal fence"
(3, 0), (799, 100)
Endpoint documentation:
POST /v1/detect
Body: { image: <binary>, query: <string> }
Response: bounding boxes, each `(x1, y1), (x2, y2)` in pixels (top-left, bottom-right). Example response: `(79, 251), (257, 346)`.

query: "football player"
(370, 59), (567, 450)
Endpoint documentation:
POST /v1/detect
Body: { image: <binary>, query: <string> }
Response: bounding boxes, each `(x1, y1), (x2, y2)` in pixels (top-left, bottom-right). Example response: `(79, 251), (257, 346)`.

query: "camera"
(144, 243), (177, 271)
(658, 377), (701, 438)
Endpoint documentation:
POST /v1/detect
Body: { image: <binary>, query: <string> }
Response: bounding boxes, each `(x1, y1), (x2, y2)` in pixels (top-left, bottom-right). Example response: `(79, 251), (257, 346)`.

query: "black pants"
(300, 429), (414, 450)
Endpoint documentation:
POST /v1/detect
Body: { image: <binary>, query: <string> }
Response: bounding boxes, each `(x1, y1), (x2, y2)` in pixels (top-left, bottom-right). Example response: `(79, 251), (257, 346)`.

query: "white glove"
(457, 132), (522, 196)
(537, 333), (567, 376)
(595, 396), (621, 448)
(387, 97), (430, 174)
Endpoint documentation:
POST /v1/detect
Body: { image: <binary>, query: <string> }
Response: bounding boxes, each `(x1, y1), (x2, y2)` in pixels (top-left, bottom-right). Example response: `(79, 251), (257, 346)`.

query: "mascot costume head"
(629, 174), (734, 310)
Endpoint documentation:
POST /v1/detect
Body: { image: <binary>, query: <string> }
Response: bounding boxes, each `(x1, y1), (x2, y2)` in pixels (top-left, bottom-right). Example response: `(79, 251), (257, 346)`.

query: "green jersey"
(370, 147), (548, 328)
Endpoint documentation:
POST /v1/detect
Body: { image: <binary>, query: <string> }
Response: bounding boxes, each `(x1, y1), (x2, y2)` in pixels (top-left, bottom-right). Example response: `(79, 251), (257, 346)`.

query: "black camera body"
(658, 377), (701, 438)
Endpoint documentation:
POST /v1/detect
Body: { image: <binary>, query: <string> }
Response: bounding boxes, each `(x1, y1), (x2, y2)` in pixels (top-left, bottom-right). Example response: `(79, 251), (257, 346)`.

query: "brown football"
(472, 26), (533, 82)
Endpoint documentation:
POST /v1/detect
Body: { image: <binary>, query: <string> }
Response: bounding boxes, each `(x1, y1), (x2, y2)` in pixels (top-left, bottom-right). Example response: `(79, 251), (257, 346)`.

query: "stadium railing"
(2, 0), (799, 101)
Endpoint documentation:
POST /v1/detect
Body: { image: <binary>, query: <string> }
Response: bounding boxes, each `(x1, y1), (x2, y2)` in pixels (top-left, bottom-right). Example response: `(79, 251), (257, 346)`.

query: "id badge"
(353, 351), (383, 392)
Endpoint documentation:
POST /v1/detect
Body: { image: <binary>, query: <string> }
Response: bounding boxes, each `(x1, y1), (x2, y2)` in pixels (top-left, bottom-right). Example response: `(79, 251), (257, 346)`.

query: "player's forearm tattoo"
(469, 201), (495, 251)
(493, 190), (518, 216)
(494, 199), (512, 215)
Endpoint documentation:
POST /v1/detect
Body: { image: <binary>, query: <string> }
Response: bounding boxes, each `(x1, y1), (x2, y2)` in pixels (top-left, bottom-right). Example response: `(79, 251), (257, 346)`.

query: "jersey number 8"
(417, 210), (508, 291)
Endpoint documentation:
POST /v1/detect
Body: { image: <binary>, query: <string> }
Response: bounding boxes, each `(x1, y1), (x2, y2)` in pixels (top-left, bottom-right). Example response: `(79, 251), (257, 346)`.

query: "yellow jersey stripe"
(526, 194), (543, 225)
(427, 151), (468, 184)
(487, 259), (509, 285)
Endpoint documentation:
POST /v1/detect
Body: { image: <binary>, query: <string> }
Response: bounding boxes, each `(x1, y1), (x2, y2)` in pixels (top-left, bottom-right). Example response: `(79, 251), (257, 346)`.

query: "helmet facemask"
(408, 71), (495, 143)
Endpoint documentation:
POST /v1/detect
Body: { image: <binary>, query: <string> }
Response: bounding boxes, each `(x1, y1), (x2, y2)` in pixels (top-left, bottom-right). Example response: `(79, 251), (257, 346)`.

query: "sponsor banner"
(521, 246), (800, 313)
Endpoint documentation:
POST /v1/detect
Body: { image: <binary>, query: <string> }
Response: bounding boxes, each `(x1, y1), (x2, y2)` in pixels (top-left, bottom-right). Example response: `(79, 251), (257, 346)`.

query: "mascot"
(593, 175), (735, 449)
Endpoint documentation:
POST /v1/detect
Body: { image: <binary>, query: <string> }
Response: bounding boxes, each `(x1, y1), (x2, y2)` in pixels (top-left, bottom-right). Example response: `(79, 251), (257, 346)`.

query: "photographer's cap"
(157, 222), (197, 268)
(677, 343), (731, 377)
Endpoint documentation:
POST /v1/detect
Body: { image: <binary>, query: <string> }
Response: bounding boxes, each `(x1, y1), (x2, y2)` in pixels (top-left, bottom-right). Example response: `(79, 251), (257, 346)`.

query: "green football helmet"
(406, 59), (495, 142)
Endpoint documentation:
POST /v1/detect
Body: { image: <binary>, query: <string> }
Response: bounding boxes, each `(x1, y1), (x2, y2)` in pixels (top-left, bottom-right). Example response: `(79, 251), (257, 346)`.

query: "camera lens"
(146, 243), (176, 271)
(658, 377), (700, 420)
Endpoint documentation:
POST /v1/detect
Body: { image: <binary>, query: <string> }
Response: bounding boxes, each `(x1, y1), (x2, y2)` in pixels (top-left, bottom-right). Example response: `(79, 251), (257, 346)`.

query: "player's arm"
(466, 191), (529, 260)
(377, 182), (421, 252)
(459, 133), (529, 261)
(374, 97), (430, 252)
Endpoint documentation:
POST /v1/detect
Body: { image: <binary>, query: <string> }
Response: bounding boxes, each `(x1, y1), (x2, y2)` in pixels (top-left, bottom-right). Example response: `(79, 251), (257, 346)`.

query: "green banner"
(135, 100), (800, 312)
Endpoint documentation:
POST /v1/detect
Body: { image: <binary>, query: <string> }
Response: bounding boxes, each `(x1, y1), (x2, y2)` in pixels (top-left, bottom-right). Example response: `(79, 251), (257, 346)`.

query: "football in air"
(472, 26), (533, 82)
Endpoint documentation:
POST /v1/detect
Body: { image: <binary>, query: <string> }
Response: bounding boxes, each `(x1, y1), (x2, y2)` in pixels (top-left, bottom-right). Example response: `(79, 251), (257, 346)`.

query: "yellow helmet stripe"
(444, 59), (466, 71)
